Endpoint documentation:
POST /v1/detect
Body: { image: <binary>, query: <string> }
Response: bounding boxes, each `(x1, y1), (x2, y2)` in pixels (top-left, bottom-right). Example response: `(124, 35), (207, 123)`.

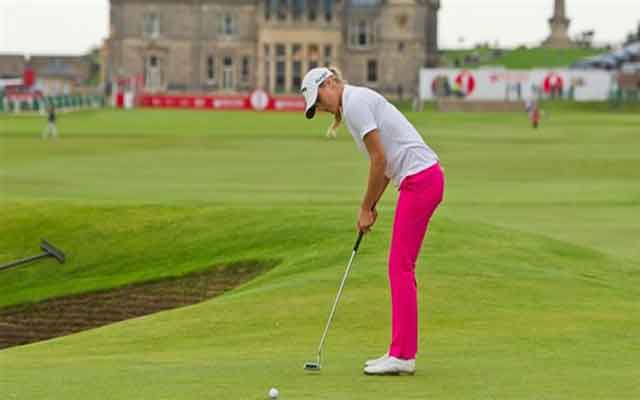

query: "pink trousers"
(388, 163), (445, 360)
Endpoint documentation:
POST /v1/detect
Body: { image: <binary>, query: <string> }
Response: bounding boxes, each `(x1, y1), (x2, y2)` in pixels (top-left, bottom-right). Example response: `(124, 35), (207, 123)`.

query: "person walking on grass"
(42, 103), (58, 139)
(525, 97), (541, 129)
(301, 67), (445, 376)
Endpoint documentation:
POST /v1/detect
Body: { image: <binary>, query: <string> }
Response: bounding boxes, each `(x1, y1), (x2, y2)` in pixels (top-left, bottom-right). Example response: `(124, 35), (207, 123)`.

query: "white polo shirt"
(341, 84), (439, 187)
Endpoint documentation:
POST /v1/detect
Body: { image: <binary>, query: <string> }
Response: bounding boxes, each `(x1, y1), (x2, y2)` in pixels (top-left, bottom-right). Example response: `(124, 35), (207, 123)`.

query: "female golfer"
(301, 67), (445, 375)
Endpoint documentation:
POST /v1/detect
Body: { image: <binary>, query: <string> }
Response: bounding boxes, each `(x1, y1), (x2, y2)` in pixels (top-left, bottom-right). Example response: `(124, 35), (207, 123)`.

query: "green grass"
(1, 107), (639, 399)
(441, 47), (605, 69)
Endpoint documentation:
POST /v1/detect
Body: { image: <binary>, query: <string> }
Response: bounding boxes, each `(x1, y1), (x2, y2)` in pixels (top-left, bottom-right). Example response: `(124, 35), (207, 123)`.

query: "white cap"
(300, 67), (333, 119)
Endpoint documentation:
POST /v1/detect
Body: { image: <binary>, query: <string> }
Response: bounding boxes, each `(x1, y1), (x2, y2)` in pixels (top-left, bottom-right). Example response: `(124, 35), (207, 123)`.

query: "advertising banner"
(421, 68), (614, 102)
(136, 90), (306, 112)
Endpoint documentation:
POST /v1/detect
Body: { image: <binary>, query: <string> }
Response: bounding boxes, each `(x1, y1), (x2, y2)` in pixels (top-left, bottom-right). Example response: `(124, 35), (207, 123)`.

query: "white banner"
(420, 68), (614, 102)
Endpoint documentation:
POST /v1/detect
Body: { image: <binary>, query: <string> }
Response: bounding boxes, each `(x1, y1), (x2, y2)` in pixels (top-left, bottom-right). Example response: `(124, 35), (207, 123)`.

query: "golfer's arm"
(362, 130), (390, 211)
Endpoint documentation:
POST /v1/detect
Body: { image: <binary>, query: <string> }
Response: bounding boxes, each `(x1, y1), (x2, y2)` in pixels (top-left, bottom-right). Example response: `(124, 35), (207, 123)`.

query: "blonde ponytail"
(326, 109), (342, 139)
(326, 66), (346, 139)
(328, 66), (345, 84)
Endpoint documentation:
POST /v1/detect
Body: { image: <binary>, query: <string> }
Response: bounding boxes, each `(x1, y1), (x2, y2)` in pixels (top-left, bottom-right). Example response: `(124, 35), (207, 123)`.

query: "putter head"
(40, 239), (66, 264)
(303, 362), (321, 372)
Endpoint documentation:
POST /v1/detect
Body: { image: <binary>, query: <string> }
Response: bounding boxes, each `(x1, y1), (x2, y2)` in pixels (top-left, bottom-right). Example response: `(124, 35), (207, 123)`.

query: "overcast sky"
(0, 0), (638, 55)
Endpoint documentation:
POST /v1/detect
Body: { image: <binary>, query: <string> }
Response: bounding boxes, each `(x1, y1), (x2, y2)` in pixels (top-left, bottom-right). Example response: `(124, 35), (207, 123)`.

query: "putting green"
(1, 105), (638, 399)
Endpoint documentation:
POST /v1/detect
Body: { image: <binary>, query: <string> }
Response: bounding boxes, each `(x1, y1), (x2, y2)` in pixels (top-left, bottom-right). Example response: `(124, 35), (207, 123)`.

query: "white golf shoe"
(364, 352), (389, 367)
(363, 356), (416, 376)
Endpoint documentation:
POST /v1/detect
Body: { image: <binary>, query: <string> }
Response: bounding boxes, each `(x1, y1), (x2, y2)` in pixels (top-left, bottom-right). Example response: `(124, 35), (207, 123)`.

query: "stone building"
(0, 54), (26, 79)
(0, 54), (93, 94)
(107, 0), (440, 97)
(28, 56), (94, 86)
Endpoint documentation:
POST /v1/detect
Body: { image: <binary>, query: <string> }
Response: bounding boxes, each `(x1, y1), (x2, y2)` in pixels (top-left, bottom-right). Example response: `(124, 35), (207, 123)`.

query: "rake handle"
(0, 253), (51, 272)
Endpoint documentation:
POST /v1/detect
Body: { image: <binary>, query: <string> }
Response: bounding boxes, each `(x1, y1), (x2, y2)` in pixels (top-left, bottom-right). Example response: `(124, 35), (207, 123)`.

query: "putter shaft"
(313, 232), (364, 367)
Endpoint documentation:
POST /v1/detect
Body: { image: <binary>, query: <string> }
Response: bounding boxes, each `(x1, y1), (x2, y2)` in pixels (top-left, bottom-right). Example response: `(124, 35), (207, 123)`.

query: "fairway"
(1, 106), (639, 399)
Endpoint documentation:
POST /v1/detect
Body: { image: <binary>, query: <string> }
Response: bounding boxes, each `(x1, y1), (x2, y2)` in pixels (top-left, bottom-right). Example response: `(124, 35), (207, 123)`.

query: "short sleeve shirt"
(341, 85), (439, 187)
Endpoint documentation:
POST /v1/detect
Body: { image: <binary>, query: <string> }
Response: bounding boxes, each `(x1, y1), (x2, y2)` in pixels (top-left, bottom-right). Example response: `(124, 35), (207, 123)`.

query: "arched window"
(223, 56), (234, 89)
(145, 55), (162, 91)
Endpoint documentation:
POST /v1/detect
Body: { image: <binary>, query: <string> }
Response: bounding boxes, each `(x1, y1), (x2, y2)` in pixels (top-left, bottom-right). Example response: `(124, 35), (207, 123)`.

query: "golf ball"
(269, 387), (279, 399)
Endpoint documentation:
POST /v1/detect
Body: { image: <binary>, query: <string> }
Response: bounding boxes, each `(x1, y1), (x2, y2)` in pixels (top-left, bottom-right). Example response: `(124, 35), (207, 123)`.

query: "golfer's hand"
(357, 208), (377, 233)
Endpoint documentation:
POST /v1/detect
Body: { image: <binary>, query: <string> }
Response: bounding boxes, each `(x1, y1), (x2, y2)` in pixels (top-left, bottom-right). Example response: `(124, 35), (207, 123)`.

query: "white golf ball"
(268, 387), (279, 399)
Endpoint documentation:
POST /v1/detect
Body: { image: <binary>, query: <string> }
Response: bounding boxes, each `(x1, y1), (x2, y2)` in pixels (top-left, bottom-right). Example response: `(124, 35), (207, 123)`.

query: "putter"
(0, 239), (66, 272)
(304, 231), (364, 372)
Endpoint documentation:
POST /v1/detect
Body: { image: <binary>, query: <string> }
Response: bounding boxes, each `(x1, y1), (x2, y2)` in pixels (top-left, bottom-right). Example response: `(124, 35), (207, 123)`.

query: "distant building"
(29, 56), (93, 94)
(107, 0), (440, 97)
(0, 54), (27, 79)
(0, 54), (93, 94)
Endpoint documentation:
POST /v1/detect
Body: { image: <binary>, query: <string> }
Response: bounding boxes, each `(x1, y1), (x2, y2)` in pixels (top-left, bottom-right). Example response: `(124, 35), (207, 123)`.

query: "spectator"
(42, 104), (58, 139)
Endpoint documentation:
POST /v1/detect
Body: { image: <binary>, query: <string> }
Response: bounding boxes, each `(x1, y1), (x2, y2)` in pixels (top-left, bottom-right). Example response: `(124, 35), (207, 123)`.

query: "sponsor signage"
(421, 68), (614, 101)
(136, 91), (306, 111)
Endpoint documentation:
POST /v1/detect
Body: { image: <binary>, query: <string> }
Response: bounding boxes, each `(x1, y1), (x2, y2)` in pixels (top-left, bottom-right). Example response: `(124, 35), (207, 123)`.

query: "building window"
(292, 43), (302, 60)
(277, 0), (288, 21)
(219, 14), (235, 36)
(308, 44), (319, 63)
(323, 0), (333, 22)
(275, 43), (286, 93)
(241, 56), (250, 82)
(223, 56), (234, 89)
(266, 0), (278, 19)
(264, 43), (272, 91)
(292, 0), (304, 20)
(207, 55), (215, 81)
(350, 19), (375, 48)
(275, 61), (286, 93)
(367, 59), (377, 83)
(324, 44), (332, 66)
(265, 60), (271, 91)
(292, 60), (302, 89)
(143, 13), (160, 39)
(398, 42), (405, 52)
(358, 21), (367, 46)
(146, 55), (162, 91)
(308, 0), (318, 21)
(308, 42), (319, 70)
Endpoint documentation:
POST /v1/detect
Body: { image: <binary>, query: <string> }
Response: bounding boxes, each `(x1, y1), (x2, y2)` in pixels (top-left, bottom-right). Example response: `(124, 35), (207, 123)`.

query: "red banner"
(137, 90), (305, 112)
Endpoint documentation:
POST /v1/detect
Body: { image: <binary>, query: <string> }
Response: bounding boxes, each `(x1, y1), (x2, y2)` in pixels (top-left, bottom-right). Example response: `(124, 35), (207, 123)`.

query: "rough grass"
(440, 46), (605, 69)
